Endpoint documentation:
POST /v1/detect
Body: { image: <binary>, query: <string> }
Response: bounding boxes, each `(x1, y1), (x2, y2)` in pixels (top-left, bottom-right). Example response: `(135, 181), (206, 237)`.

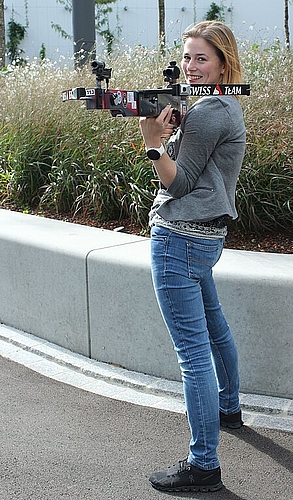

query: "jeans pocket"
(151, 226), (170, 242)
(186, 239), (223, 279)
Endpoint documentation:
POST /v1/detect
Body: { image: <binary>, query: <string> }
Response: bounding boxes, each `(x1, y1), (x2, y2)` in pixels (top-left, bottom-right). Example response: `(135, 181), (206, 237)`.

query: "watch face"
(146, 149), (161, 160)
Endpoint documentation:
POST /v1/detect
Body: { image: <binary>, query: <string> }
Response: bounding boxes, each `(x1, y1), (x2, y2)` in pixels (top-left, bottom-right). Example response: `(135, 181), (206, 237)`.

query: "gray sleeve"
(166, 97), (231, 199)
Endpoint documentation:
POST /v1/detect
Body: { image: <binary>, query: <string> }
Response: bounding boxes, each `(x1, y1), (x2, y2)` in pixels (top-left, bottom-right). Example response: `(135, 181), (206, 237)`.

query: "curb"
(1, 323), (293, 432)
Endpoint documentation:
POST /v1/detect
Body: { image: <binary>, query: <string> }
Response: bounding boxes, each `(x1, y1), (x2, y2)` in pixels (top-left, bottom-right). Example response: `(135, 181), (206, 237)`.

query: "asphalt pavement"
(1, 330), (293, 500)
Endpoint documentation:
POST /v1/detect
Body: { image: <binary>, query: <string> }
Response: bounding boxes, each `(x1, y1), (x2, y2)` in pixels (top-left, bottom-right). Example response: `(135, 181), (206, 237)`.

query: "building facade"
(3, 0), (292, 62)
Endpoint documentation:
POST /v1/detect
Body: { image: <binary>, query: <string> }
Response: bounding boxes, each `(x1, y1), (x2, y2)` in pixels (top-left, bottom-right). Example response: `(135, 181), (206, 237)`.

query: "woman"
(139, 21), (246, 493)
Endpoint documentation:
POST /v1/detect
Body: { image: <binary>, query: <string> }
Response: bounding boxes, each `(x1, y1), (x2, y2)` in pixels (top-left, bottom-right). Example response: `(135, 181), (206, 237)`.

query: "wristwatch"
(146, 143), (165, 160)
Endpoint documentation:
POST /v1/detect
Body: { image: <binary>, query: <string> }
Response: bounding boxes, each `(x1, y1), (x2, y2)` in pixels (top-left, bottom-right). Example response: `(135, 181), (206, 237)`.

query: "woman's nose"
(187, 58), (197, 71)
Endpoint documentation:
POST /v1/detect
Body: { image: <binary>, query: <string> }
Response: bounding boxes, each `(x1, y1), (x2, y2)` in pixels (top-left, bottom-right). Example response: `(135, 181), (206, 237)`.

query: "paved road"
(1, 355), (293, 500)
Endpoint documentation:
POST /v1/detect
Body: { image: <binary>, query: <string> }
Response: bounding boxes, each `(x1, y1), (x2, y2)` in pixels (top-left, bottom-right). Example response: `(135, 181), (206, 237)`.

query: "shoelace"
(175, 458), (191, 475)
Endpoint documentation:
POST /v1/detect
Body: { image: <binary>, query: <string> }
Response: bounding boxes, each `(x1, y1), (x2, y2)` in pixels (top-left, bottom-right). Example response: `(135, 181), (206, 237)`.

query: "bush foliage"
(0, 42), (292, 234)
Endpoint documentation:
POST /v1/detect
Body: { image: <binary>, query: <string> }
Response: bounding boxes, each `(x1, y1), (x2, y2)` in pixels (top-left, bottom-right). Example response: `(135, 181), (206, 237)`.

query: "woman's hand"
(139, 105), (177, 187)
(139, 104), (174, 147)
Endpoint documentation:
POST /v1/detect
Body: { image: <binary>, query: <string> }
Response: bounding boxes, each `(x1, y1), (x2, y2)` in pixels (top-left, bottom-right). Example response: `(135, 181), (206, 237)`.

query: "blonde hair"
(182, 21), (242, 84)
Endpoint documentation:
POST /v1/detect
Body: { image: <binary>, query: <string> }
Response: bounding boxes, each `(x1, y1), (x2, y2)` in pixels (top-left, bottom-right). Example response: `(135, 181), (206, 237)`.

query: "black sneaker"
(149, 458), (223, 492)
(220, 410), (243, 429)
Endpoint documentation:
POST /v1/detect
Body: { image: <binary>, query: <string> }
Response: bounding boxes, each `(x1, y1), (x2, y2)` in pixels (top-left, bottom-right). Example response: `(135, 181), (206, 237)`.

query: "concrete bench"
(0, 208), (292, 398)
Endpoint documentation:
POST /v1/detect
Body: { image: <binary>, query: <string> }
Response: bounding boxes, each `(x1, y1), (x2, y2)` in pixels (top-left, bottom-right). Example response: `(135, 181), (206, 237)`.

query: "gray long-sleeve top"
(154, 95), (246, 223)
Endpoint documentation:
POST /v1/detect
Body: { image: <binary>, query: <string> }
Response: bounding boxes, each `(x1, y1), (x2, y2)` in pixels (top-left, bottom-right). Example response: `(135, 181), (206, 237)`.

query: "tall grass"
(237, 41), (293, 232)
(0, 43), (292, 234)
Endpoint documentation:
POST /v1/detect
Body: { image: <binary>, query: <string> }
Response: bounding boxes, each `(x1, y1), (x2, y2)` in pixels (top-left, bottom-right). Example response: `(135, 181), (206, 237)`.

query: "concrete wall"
(4, 0), (293, 62)
(0, 209), (145, 357)
(0, 209), (292, 398)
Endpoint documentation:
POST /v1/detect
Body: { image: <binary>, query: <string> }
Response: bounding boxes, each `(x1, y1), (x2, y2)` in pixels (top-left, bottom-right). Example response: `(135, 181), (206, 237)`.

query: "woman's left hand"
(139, 105), (173, 147)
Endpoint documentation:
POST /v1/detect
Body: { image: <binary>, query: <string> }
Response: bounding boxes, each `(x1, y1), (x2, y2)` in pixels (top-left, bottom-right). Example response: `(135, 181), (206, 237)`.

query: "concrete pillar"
(72, 0), (96, 67)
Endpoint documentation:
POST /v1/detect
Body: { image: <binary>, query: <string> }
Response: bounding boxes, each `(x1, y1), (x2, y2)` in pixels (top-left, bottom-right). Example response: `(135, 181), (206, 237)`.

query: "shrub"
(0, 43), (292, 234)
(238, 42), (293, 232)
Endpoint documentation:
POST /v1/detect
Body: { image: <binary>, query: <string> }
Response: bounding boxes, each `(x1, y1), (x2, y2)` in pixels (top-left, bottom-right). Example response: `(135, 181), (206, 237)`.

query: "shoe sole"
(150, 480), (223, 492)
(220, 421), (244, 429)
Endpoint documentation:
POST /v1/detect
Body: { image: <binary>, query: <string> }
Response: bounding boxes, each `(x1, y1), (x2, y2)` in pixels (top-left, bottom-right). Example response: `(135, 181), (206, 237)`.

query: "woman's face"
(181, 36), (225, 84)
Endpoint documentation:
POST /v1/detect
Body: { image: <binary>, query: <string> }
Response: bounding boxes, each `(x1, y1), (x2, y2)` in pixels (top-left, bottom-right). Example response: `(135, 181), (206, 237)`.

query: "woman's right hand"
(139, 105), (173, 148)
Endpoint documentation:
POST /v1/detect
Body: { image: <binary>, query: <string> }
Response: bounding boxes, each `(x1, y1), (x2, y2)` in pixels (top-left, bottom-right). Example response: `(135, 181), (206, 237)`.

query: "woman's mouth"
(187, 75), (202, 83)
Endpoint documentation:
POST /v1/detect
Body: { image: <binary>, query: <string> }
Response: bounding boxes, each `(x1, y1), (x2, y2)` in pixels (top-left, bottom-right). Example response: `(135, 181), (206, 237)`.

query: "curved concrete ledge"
(0, 209), (292, 398)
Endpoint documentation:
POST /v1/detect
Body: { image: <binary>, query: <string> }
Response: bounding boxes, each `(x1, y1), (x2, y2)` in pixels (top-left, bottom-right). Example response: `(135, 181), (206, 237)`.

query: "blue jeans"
(150, 226), (241, 470)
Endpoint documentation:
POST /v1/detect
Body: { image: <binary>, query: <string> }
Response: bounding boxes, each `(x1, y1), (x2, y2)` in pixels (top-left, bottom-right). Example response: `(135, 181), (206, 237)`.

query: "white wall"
(108, 1), (195, 48)
(223, 0), (291, 44)
(4, 0), (73, 61)
(3, 0), (293, 62)
(111, 0), (293, 48)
